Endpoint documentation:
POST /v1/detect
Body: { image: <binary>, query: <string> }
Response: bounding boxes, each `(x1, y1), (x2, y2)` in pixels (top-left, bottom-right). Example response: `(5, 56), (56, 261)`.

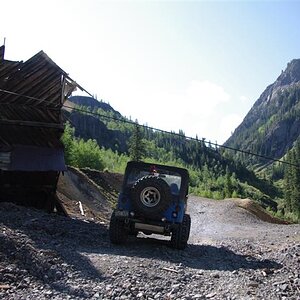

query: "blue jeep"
(109, 161), (191, 249)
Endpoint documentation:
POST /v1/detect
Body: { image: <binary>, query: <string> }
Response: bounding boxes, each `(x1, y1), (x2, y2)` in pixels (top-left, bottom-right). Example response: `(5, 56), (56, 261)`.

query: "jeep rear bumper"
(114, 210), (178, 236)
(134, 222), (165, 234)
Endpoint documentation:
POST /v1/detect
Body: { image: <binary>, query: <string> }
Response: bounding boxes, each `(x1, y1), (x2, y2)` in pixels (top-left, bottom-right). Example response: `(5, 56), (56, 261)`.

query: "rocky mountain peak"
(224, 58), (300, 167)
(274, 59), (300, 88)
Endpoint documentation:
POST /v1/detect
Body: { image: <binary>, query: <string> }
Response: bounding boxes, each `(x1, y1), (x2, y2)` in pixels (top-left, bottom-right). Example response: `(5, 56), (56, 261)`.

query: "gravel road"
(0, 197), (299, 300)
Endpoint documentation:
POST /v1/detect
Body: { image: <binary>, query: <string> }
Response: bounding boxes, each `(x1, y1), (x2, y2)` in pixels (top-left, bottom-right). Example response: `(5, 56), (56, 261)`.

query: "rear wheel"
(171, 214), (191, 250)
(109, 210), (128, 244)
(131, 176), (171, 219)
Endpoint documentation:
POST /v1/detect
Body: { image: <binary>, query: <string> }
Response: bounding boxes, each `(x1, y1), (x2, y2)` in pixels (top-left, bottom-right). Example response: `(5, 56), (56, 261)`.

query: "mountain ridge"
(224, 59), (300, 168)
(63, 96), (130, 153)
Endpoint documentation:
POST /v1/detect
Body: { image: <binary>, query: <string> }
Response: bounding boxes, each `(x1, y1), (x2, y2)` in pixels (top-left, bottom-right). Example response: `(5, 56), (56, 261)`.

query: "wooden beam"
(0, 119), (64, 130)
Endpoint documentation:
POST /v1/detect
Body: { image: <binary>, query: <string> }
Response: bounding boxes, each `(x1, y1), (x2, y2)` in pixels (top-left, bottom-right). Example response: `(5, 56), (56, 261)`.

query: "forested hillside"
(223, 59), (300, 221)
(62, 95), (279, 210)
(64, 96), (130, 153)
(224, 59), (300, 169)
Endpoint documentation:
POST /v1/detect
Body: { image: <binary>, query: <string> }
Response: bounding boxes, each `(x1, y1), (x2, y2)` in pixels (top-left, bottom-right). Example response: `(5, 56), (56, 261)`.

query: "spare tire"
(131, 175), (171, 219)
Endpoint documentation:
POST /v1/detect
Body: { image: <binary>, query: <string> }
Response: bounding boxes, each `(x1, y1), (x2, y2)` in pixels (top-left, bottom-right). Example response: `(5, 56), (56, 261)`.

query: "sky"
(1, 0), (300, 144)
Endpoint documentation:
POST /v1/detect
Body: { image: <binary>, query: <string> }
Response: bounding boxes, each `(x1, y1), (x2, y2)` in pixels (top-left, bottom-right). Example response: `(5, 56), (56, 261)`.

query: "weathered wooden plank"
(0, 119), (64, 130)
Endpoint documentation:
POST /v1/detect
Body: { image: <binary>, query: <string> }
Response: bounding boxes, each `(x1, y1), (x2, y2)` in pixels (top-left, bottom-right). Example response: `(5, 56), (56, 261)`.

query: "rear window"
(125, 166), (182, 195)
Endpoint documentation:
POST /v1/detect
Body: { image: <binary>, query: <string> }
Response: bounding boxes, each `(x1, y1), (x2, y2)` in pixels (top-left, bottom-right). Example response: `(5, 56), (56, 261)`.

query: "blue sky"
(1, 0), (300, 143)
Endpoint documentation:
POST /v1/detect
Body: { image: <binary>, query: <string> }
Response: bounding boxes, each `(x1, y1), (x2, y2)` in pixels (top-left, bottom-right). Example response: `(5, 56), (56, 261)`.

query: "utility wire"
(0, 88), (299, 168)
(65, 105), (300, 168)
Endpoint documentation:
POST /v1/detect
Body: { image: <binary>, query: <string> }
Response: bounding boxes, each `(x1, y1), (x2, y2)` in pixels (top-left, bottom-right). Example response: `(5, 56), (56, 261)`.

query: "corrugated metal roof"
(0, 48), (77, 148)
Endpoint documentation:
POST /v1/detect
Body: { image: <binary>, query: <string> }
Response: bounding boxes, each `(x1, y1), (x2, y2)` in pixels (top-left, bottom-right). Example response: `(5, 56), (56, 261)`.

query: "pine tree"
(290, 141), (300, 215)
(128, 124), (146, 161)
(224, 166), (233, 198)
(284, 139), (300, 218)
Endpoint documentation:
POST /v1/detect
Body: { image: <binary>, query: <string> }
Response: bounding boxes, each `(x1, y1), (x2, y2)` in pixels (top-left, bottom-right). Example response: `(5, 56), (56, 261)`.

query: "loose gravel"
(0, 198), (299, 300)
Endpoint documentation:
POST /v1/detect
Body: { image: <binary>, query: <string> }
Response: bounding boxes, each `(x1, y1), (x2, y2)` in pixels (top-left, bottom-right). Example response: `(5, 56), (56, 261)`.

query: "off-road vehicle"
(109, 161), (191, 249)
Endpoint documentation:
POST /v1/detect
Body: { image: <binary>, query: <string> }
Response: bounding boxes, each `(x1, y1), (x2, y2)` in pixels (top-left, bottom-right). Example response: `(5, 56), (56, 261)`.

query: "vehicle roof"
(125, 161), (189, 181)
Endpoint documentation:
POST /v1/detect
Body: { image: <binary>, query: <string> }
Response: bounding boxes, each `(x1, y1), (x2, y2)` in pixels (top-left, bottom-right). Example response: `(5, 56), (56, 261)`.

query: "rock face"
(63, 96), (130, 153)
(225, 59), (300, 167)
(275, 59), (300, 87)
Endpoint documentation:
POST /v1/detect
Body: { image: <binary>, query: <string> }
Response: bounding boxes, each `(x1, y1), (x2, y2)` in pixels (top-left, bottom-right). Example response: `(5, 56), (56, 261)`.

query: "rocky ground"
(0, 195), (299, 300)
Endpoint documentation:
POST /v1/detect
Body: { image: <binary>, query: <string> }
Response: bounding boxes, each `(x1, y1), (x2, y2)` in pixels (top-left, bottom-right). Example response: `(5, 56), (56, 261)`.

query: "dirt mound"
(57, 167), (115, 222)
(188, 196), (298, 246)
(233, 198), (289, 224)
(80, 168), (123, 196)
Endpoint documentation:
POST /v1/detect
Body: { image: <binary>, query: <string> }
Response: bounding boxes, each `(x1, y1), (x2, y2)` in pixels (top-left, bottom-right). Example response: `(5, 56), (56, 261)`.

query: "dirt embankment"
(188, 196), (299, 244)
(56, 166), (123, 222)
(233, 198), (289, 224)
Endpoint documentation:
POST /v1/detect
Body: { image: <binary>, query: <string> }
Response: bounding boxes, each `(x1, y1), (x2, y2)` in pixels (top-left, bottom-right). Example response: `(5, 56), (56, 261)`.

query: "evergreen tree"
(224, 166), (233, 198)
(61, 122), (75, 165)
(128, 124), (146, 161)
(284, 139), (300, 218)
(290, 141), (300, 216)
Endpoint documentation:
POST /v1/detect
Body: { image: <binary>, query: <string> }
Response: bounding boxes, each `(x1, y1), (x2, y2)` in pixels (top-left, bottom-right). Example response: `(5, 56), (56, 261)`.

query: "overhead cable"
(0, 88), (299, 168)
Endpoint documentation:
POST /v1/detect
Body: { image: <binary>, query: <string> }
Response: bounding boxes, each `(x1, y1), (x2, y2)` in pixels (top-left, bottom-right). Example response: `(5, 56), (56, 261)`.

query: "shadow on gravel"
(0, 204), (108, 298)
(107, 236), (283, 272)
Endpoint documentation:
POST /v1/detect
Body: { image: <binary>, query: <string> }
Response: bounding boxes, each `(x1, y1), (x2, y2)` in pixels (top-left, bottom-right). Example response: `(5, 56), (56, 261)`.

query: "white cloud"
(186, 80), (230, 115)
(116, 80), (232, 143)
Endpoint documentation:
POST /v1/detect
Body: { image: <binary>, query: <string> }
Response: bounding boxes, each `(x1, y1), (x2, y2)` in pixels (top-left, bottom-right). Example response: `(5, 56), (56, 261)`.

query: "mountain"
(68, 96), (122, 115)
(63, 96), (130, 153)
(224, 59), (300, 168)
